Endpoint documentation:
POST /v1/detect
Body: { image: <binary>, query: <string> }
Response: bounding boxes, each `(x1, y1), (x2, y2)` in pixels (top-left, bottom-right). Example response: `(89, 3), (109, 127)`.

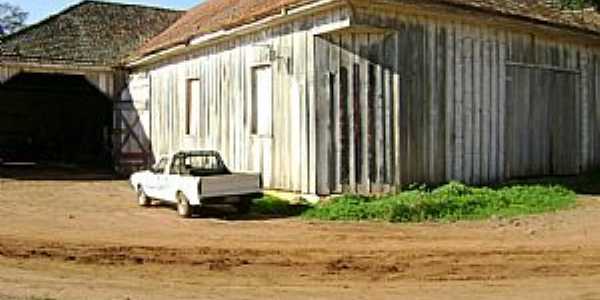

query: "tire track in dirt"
(2, 236), (600, 281)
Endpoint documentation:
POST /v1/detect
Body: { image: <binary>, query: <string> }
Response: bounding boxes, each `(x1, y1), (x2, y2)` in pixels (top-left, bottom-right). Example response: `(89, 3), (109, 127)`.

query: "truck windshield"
(174, 153), (229, 176)
(186, 155), (221, 170)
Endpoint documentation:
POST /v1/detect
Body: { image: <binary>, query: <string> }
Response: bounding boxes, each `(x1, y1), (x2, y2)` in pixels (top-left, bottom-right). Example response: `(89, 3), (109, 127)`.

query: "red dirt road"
(1, 167), (600, 299)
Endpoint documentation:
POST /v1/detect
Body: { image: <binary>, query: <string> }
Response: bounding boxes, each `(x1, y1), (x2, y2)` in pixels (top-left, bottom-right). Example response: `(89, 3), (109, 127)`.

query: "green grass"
(302, 182), (576, 222)
(250, 182), (577, 223)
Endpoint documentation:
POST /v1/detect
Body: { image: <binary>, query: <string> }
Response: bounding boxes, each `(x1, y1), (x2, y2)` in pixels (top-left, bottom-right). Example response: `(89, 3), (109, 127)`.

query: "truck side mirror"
(151, 166), (162, 174)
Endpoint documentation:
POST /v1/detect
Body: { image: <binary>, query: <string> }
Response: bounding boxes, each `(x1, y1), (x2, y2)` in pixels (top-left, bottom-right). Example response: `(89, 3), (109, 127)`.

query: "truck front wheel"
(177, 193), (193, 218)
(137, 186), (151, 207)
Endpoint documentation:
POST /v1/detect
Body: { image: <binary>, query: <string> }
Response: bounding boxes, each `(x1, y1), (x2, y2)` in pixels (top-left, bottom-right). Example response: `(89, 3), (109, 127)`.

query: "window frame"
(185, 78), (201, 136)
(250, 64), (273, 137)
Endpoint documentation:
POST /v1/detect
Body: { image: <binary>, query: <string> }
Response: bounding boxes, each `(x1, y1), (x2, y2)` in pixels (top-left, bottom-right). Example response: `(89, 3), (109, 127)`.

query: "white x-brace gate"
(113, 100), (152, 174)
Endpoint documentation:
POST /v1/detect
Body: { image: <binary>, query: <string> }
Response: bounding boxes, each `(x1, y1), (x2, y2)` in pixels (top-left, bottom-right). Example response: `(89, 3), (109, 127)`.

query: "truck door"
(146, 157), (168, 198)
(154, 156), (173, 202)
(161, 155), (185, 203)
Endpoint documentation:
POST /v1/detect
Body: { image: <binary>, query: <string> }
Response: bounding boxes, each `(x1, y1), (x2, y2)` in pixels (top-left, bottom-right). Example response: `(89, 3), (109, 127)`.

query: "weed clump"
(301, 182), (576, 222)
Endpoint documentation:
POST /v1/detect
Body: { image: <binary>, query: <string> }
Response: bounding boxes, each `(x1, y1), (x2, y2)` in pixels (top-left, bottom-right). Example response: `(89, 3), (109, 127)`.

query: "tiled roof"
(138, 0), (310, 56)
(0, 0), (182, 66)
(441, 0), (600, 32)
(138, 0), (600, 57)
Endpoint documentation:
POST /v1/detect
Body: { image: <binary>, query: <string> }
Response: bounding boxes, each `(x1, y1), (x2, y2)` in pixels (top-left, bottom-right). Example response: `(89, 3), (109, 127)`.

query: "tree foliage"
(0, 2), (27, 37)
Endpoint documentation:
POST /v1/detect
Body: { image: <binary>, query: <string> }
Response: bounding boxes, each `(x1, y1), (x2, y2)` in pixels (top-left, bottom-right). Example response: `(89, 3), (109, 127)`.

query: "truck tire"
(177, 193), (193, 218)
(137, 186), (151, 207)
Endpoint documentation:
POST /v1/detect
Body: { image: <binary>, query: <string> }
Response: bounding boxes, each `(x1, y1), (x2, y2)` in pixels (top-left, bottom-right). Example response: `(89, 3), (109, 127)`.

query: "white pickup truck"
(130, 150), (263, 218)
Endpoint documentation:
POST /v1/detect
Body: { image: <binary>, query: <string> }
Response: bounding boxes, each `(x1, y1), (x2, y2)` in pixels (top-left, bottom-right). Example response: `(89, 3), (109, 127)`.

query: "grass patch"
(301, 182), (576, 222)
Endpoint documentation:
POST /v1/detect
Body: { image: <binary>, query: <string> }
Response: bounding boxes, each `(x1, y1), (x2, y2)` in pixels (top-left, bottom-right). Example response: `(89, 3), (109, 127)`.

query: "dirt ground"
(1, 166), (600, 300)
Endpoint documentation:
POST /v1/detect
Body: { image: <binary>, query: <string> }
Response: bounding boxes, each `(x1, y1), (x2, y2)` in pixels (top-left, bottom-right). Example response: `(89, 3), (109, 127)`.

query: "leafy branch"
(0, 2), (27, 37)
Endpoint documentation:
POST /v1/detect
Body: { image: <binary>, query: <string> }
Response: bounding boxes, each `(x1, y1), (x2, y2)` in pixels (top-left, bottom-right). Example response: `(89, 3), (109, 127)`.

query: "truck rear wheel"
(235, 198), (253, 214)
(177, 193), (193, 218)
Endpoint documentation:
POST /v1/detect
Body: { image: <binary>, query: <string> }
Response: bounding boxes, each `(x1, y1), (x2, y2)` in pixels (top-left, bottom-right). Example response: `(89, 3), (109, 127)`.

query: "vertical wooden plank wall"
(315, 9), (600, 194)
(143, 8), (350, 194)
(315, 15), (511, 193)
(139, 4), (600, 195)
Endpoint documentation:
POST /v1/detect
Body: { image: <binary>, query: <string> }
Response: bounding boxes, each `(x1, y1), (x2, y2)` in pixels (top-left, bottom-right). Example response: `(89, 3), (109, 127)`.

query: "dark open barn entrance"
(0, 73), (113, 167)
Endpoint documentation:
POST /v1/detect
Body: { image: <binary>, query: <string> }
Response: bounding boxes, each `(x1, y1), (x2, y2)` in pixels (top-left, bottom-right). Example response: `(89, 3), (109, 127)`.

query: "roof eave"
(0, 59), (115, 72)
(356, 0), (600, 44)
(128, 0), (348, 68)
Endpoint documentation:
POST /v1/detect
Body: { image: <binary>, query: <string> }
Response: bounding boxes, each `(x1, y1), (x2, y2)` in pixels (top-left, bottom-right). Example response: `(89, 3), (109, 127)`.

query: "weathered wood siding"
(137, 8), (350, 193)
(133, 3), (600, 195)
(314, 7), (600, 194)
(585, 53), (600, 170)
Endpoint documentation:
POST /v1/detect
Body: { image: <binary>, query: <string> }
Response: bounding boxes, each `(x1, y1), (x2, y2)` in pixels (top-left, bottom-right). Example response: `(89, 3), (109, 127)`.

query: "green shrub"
(301, 182), (576, 222)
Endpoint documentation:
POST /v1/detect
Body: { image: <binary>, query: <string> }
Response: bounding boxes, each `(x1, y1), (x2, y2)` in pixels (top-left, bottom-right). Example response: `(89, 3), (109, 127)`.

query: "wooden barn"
(0, 1), (181, 170)
(126, 0), (600, 196)
(6, 0), (600, 196)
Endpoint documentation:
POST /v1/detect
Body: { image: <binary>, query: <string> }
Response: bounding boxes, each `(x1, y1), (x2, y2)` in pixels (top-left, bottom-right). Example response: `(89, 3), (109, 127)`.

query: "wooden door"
(505, 64), (579, 177)
(550, 71), (579, 175)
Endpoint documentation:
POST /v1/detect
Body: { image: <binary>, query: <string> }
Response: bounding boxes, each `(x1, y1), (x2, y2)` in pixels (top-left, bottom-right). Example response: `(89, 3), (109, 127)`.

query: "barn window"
(186, 79), (200, 135)
(251, 65), (273, 136)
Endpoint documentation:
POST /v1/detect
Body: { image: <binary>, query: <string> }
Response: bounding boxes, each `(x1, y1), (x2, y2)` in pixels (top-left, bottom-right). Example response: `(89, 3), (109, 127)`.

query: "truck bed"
(199, 173), (261, 198)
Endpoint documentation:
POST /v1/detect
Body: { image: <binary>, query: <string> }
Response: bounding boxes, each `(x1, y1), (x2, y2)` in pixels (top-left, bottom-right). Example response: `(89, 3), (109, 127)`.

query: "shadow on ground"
(498, 169), (600, 195)
(145, 199), (311, 221)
